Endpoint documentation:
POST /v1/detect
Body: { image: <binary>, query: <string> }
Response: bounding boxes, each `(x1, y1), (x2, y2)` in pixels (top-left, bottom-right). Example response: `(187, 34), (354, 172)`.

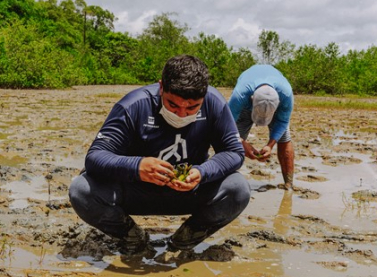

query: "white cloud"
(115, 10), (157, 36)
(85, 0), (377, 53)
(214, 0), (250, 10)
(226, 18), (260, 50)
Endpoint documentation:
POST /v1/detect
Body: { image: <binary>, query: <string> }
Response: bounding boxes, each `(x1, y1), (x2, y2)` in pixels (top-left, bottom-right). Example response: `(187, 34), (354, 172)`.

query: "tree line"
(1, 0), (377, 95)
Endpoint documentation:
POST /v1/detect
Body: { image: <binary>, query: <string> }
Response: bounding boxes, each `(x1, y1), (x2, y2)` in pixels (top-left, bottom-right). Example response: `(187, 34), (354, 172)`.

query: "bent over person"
(228, 64), (294, 190)
(69, 55), (251, 254)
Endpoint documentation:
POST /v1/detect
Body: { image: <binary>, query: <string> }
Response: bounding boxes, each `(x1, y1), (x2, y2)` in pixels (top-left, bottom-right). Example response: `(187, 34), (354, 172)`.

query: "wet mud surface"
(0, 86), (377, 276)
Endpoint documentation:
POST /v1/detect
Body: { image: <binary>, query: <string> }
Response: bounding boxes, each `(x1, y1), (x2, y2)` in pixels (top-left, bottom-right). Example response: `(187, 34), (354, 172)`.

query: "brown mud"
(0, 85), (377, 277)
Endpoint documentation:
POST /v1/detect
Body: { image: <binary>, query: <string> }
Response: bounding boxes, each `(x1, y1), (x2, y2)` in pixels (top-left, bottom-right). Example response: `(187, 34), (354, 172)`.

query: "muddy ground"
(0, 85), (377, 277)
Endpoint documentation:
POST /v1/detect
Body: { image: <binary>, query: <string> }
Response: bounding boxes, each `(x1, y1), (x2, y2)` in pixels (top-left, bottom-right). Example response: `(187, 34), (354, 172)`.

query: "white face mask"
(159, 103), (198, 128)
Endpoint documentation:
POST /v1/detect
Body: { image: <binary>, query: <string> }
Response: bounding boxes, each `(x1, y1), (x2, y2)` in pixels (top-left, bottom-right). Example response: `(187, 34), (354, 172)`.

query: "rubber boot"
(118, 216), (148, 254)
(167, 221), (218, 251)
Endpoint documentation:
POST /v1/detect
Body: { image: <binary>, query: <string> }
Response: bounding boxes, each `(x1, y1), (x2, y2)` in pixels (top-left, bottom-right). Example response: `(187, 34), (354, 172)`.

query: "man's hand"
(257, 145), (272, 162)
(167, 168), (201, 192)
(139, 157), (175, 186)
(242, 140), (260, 160)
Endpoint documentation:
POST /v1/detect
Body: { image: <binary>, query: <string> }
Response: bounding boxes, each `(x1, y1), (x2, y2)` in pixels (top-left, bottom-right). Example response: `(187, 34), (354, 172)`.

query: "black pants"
(69, 171), (251, 239)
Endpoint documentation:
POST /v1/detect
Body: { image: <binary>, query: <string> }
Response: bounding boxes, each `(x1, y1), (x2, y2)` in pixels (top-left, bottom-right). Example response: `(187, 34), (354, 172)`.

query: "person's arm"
(269, 95), (293, 142)
(85, 103), (142, 182)
(228, 87), (251, 122)
(194, 104), (245, 184)
(235, 109), (260, 160)
(257, 138), (277, 161)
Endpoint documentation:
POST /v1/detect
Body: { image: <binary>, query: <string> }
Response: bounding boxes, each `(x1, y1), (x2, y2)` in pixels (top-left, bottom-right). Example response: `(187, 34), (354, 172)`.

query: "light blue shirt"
(228, 65), (294, 141)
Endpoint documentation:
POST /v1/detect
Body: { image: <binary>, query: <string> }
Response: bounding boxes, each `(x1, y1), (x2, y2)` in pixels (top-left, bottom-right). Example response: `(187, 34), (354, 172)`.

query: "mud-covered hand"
(242, 140), (260, 160)
(167, 168), (201, 192)
(139, 157), (175, 186)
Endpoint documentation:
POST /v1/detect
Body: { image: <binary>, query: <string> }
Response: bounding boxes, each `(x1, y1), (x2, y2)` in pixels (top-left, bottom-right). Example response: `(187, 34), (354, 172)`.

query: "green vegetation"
(0, 0), (376, 96)
(0, 132), (9, 139)
(95, 92), (122, 98)
(0, 154), (28, 167)
(297, 96), (377, 110)
(173, 163), (192, 182)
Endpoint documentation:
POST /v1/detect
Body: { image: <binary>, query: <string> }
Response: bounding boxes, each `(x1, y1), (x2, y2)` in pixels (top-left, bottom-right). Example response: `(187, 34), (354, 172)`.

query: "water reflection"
(273, 190), (293, 236)
(3, 177), (65, 209)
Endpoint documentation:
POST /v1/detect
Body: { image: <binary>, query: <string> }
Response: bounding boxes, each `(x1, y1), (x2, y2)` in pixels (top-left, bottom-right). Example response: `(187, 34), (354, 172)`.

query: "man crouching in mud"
(69, 54), (251, 254)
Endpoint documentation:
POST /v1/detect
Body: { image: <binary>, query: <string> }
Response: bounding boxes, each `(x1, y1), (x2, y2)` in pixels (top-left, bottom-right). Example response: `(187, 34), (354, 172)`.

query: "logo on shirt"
(158, 134), (187, 162)
(195, 110), (206, 121)
(144, 116), (159, 128)
(148, 116), (155, 124)
(96, 132), (111, 142)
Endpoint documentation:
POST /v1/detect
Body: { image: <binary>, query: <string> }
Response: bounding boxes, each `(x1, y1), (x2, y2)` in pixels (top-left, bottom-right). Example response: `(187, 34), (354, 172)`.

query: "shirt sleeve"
(84, 103), (142, 182)
(269, 94), (294, 141)
(194, 103), (245, 184)
(228, 86), (252, 122)
(235, 109), (253, 140)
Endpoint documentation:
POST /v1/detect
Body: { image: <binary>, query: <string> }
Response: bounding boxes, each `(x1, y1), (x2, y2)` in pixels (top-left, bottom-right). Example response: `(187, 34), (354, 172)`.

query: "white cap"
(251, 86), (280, 126)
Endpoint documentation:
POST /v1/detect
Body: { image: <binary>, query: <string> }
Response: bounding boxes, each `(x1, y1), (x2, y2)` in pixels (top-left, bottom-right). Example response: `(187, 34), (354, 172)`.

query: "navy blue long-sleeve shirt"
(85, 83), (245, 185)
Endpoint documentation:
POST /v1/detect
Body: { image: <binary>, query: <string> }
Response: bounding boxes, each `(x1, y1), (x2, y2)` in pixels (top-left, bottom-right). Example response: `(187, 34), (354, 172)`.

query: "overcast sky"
(84, 0), (377, 54)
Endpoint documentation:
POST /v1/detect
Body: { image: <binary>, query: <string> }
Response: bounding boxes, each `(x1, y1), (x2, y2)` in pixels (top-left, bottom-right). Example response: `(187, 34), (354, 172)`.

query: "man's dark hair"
(161, 55), (209, 100)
